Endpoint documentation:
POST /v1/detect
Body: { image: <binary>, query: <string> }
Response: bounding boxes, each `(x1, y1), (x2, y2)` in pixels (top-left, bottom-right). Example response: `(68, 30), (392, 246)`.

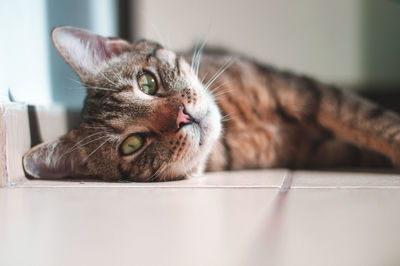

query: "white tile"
(1, 185), (400, 266)
(292, 170), (400, 188)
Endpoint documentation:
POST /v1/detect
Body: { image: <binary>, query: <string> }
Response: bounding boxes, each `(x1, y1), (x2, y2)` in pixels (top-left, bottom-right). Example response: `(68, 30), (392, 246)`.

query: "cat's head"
(23, 26), (221, 182)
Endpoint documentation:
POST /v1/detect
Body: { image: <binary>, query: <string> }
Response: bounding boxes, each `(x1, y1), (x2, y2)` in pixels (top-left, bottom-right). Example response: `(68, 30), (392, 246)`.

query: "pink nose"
(176, 105), (192, 129)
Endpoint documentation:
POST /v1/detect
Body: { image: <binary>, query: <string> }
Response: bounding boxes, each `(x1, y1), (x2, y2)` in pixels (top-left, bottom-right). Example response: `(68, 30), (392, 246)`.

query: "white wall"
(0, 0), (51, 105)
(135, 0), (400, 90)
(0, 0), (117, 108)
(3, 0), (399, 108)
(46, 0), (117, 109)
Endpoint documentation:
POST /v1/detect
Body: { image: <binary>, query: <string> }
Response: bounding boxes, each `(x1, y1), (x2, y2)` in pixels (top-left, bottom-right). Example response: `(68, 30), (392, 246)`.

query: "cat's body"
(23, 27), (399, 182)
(197, 52), (393, 171)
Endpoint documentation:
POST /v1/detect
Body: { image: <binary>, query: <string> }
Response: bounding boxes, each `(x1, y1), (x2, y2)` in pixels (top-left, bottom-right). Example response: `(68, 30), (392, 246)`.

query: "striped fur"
(23, 27), (398, 182)
(200, 53), (393, 171)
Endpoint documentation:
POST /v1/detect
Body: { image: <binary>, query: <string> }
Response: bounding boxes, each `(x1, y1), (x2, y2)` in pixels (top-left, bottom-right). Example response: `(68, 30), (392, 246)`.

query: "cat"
(23, 26), (400, 182)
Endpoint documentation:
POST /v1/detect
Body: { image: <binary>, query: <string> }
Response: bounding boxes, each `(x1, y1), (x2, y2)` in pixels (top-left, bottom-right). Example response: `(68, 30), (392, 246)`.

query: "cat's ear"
(23, 137), (89, 179)
(51, 26), (132, 79)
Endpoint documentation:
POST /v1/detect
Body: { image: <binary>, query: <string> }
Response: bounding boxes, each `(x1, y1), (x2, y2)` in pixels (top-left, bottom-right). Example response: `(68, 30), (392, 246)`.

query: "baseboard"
(0, 103), (30, 186)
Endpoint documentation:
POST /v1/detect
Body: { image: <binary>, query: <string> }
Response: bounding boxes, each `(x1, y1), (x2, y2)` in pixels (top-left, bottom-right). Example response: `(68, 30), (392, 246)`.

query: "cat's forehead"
(133, 39), (163, 55)
(90, 40), (183, 87)
(91, 40), (177, 76)
(133, 40), (174, 59)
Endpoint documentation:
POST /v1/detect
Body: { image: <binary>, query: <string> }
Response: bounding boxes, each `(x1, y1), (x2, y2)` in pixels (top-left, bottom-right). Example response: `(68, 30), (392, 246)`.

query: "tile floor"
(1, 169), (400, 266)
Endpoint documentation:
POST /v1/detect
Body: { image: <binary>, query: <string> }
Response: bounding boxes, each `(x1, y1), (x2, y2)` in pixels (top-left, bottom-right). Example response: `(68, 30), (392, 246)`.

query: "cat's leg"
(310, 139), (392, 168)
(316, 87), (400, 167)
(276, 78), (400, 167)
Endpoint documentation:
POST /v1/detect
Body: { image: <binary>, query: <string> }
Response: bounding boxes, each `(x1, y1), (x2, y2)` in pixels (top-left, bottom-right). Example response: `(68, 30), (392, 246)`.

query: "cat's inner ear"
(51, 26), (132, 79)
(23, 137), (89, 179)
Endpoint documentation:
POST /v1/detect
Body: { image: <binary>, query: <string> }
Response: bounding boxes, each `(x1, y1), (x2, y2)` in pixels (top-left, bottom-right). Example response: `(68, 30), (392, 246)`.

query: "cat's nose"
(176, 105), (193, 129)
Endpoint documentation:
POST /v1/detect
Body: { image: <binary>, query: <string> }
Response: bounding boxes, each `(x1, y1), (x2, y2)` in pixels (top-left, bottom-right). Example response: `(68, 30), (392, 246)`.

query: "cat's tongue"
(177, 107), (191, 129)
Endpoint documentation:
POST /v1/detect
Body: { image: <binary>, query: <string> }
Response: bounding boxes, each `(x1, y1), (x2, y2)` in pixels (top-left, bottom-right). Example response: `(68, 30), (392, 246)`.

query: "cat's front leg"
(274, 76), (400, 168)
(316, 86), (400, 168)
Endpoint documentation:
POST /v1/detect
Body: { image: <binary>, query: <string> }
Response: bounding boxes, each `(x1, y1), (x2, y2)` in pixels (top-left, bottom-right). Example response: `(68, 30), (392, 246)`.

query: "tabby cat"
(23, 26), (400, 182)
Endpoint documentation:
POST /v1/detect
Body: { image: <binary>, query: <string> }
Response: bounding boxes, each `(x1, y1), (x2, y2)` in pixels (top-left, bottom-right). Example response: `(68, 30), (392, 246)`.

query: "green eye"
(138, 72), (157, 95)
(121, 134), (144, 155)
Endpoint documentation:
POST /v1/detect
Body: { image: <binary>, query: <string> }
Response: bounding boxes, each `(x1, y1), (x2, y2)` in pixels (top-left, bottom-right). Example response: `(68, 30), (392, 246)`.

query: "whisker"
(100, 72), (119, 87)
(84, 137), (112, 161)
(60, 134), (109, 161)
(66, 80), (87, 90)
(68, 77), (84, 85)
(221, 112), (235, 122)
(68, 132), (106, 152)
(67, 135), (110, 156)
(194, 38), (207, 77)
(191, 38), (205, 73)
(145, 162), (167, 182)
(204, 58), (235, 91)
(67, 86), (117, 92)
(80, 135), (110, 147)
(200, 72), (209, 84)
(209, 81), (228, 92)
(66, 87), (85, 91)
(148, 169), (161, 182)
(81, 125), (109, 130)
(68, 76), (119, 92)
(88, 87), (119, 92)
(191, 41), (200, 71)
(108, 135), (121, 144)
(114, 72), (126, 86)
(213, 89), (233, 98)
(150, 22), (166, 47)
(204, 63), (229, 89)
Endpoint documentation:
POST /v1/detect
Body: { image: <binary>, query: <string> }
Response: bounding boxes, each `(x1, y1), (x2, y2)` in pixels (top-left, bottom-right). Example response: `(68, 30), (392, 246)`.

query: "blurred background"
(1, 0), (400, 112)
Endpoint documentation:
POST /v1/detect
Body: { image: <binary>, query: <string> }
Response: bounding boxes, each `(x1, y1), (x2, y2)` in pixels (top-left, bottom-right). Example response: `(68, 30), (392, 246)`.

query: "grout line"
(280, 170), (293, 192)
(292, 186), (400, 189)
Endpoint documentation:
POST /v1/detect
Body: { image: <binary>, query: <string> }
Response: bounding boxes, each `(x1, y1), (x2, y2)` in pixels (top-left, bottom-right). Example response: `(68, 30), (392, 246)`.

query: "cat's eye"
(137, 72), (157, 95)
(120, 134), (144, 155)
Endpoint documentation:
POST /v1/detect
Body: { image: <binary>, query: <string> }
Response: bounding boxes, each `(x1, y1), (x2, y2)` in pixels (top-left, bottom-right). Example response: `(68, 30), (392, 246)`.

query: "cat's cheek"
(199, 103), (222, 146)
